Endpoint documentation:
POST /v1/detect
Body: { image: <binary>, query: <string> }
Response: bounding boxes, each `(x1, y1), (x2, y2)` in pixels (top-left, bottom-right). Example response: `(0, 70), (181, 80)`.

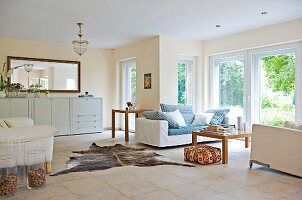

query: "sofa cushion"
(283, 121), (293, 128)
(168, 125), (207, 136)
(142, 111), (160, 120)
(160, 103), (195, 125)
(164, 110), (187, 127)
(191, 113), (214, 126)
(142, 111), (180, 128)
(284, 121), (302, 130)
(3, 118), (34, 128)
(206, 109), (230, 125)
(0, 119), (9, 128)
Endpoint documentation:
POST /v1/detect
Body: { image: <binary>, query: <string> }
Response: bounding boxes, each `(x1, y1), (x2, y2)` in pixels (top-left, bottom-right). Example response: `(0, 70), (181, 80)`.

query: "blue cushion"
(206, 108), (230, 125)
(142, 111), (180, 129)
(142, 111), (159, 120)
(160, 103), (195, 125)
(168, 125), (207, 136)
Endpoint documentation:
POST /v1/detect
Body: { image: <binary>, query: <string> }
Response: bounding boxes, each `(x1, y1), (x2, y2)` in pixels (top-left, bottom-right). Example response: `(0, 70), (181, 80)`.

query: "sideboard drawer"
(72, 115), (101, 122)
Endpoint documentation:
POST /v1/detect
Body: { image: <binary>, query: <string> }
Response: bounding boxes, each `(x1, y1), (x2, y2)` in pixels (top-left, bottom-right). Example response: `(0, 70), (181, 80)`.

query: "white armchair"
(250, 124), (302, 177)
(0, 118), (57, 173)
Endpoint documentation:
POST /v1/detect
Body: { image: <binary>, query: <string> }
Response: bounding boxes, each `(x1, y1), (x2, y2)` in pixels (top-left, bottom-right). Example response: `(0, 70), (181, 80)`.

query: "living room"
(0, 0), (301, 200)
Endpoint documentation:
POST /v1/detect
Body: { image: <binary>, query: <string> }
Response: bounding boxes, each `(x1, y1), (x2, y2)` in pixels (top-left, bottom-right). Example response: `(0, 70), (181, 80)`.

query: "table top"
(112, 109), (147, 113)
(193, 130), (252, 139)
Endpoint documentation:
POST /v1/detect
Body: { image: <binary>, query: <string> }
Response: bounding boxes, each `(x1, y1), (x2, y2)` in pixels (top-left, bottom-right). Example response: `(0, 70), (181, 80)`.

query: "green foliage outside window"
(178, 63), (186, 104)
(262, 54), (295, 94)
(219, 60), (244, 108)
(131, 66), (137, 103)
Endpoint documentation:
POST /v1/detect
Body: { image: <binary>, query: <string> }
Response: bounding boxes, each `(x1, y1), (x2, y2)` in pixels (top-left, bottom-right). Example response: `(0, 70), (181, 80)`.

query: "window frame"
(177, 55), (197, 109)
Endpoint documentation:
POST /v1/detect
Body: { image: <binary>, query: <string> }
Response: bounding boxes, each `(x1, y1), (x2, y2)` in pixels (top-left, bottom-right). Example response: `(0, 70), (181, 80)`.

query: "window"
(121, 59), (136, 130)
(210, 42), (302, 127)
(252, 48), (296, 126)
(66, 78), (76, 90)
(211, 55), (245, 118)
(178, 56), (195, 106)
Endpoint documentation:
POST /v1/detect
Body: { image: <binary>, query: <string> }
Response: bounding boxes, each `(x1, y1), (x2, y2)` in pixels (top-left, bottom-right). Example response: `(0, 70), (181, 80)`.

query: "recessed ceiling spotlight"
(216, 25), (221, 28)
(261, 11), (268, 15)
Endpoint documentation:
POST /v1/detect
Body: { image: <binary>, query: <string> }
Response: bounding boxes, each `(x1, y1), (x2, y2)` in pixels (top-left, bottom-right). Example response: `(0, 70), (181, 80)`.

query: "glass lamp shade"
(72, 39), (89, 56)
(23, 64), (33, 73)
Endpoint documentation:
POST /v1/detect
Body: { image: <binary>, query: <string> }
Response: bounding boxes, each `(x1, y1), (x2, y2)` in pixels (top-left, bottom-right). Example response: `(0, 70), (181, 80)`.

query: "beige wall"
(113, 36), (160, 110)
(203, 18), (302, 56)
(0, 37), (114, 128)
(159, 36), (203, 112)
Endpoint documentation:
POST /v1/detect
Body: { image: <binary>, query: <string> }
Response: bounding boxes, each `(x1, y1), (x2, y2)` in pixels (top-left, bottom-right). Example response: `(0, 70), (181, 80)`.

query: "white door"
(33, 98), (52, 125)
(52, 98), (70, 135)
(121, 59), (136, 131)
(252, 47), (297, 126)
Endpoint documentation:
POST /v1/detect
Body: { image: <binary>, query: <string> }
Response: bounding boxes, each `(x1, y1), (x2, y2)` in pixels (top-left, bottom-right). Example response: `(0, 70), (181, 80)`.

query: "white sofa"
(0, 117), (57, 173)
(136, 118), (216, 147)
(250, 124), (302, 177)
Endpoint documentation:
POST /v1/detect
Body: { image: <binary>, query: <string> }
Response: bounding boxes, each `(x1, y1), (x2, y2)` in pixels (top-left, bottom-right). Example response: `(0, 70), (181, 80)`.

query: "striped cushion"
(206, 109), (230, 125)
(142, 111), (180, 128)
(160, 103), (195, 125)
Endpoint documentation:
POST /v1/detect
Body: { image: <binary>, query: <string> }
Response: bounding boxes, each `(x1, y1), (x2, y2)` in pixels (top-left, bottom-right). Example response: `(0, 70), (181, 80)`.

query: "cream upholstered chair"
(0, 117), (57, 173)
(250, 123), (302, 177)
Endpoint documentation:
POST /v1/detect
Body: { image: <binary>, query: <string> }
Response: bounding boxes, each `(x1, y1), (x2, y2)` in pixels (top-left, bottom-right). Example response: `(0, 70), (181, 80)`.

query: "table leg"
(222, 139), (228, 164)
(125, 111), (129, 142)
(112, 110), (115, 138)
(192, 132), (197, 146)
(245, 136), (250, 148)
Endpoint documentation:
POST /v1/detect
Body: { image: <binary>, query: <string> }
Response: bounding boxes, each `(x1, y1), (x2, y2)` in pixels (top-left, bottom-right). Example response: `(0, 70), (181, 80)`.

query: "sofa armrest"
(135, 118), (169, 145)
(251, 124), (302, 177)
(0, 125), (58, 143)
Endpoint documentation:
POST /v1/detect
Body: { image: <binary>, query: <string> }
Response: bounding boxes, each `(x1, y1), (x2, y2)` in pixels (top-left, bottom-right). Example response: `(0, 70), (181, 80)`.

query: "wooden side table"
(112, 109), (146, 142)
(192, 130), (252, 164)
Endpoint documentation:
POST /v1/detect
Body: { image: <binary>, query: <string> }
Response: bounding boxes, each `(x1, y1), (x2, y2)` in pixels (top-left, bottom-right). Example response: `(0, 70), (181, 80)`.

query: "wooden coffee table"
(192, 130), (252, 164)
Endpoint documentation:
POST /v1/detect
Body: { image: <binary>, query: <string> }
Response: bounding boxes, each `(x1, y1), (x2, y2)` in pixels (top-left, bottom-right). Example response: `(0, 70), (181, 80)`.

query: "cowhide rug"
(51, 143), (194, 176)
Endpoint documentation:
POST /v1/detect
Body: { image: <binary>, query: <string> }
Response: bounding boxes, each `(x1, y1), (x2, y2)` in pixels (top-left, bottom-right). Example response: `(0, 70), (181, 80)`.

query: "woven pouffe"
(184, 145), (221, 165)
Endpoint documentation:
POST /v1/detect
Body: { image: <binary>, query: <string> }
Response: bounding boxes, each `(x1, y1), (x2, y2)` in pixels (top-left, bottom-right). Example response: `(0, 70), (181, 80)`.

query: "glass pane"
(218, 57), (244, 118)
(178, 59), (193, 106)
(178, 63), (186, 104)
(130, 65), (136, 103)
(259, 52), (296, 126)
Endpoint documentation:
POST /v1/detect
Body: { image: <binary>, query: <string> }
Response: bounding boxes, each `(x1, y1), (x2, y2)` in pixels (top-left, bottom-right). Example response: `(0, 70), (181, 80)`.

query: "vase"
(0, 155), (17, 198)
(0, 90), (6, 98)
(27, 150), (46, 189)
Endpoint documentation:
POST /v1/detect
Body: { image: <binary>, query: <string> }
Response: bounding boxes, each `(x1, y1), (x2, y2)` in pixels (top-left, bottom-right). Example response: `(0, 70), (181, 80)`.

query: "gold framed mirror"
(7, 56), (81, 93)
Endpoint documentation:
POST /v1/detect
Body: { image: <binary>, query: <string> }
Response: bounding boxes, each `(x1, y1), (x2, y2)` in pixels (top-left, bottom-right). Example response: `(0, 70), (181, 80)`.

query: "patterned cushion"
(142, 111), (180, 129)
(142, 111), (159, 120)
(160, 103), (195, 125)
(206, 109), (230, 125)
(184, 145), (221, 165)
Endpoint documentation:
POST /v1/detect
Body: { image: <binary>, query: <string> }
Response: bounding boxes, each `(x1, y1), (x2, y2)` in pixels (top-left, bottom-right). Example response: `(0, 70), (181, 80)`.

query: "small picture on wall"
(144, 73), (152, 89)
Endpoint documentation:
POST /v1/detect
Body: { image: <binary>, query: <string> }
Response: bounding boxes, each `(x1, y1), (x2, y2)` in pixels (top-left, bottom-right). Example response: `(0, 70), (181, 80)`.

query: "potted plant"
(29, 83), (42, 97)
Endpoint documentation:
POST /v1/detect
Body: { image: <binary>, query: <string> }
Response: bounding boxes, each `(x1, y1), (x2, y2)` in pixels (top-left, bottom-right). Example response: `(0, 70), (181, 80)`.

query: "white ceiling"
(0, 0), (302, 49)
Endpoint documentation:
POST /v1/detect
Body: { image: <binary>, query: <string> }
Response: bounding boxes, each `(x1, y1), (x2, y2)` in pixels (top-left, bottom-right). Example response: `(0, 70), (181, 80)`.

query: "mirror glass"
(7, 57), (80, 93)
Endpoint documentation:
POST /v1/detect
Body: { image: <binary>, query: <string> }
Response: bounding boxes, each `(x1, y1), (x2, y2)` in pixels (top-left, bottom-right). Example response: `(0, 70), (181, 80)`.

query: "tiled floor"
(11, 131), (302, 200)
